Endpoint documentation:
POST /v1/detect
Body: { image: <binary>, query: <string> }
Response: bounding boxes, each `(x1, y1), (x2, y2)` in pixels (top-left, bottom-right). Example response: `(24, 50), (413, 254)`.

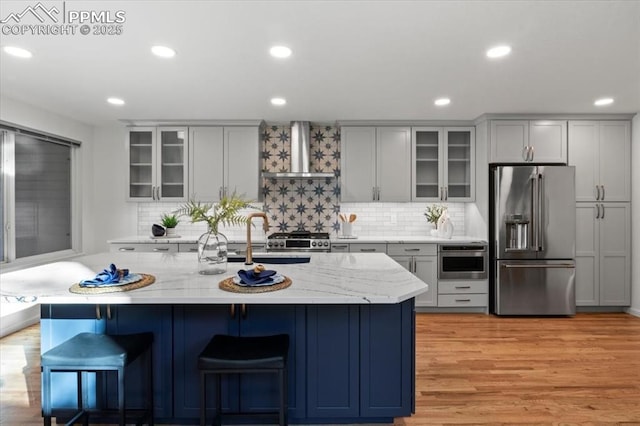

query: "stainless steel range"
(266, 230), (331, 252)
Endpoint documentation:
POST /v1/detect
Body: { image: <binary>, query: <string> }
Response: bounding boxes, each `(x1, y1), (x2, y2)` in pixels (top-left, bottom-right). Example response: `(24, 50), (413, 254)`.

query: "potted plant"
(160, 213), (180, 236)
(424, 204), (446, 236)
(176, 194), (255, 274)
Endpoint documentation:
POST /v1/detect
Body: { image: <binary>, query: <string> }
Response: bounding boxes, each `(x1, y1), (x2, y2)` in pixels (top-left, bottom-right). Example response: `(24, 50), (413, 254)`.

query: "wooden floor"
(2, 313), (640, 425)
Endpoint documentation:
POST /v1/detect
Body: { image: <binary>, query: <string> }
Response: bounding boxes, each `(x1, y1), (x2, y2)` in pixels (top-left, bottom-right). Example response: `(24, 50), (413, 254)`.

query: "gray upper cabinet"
(189, 126), (260, 202)
(568, 121), (631, 202)
(341, 126), (411, 202)
(128, 127), (188, 201)
(490, 120), (567, 163)
(412, 127), (475, 202)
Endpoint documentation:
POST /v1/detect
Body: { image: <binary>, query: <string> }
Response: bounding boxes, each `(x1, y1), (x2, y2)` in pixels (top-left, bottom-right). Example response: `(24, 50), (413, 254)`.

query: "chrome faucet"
(246, 212), (269, 265)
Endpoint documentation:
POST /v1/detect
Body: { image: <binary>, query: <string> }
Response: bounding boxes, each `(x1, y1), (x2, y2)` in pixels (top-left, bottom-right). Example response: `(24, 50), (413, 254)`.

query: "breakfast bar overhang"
(1, 252), (429, 424)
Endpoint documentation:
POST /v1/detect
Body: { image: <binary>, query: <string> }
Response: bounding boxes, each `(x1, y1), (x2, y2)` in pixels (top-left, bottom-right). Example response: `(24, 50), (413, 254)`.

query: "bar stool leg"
(147, 349), (154, 426)
(118, 366), (126, 426)
(199, 371), (206, 426)
(215, 374), (222, 426)
(42, 366), (52, 426)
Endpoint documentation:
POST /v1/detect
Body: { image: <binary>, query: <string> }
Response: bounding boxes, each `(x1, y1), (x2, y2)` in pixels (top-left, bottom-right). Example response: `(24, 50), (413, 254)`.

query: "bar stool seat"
(41, 332), (154, 426)
(198, 334), (289, 426)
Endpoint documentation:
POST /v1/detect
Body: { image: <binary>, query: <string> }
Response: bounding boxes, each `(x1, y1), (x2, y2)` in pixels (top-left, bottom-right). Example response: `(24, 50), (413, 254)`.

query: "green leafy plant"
(424, 204), (446, 226)
(160, 213), (180, 228)
(175, 193), (255, 234)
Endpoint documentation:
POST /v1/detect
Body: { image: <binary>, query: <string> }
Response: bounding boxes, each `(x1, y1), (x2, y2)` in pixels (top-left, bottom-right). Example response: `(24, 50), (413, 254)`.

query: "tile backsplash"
(339, 202), (465, 237)
(261, 123), (341, 232)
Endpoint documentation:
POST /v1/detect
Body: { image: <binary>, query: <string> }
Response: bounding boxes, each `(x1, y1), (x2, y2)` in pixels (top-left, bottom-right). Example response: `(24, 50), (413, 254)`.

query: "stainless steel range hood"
(262, 121), (335, 179)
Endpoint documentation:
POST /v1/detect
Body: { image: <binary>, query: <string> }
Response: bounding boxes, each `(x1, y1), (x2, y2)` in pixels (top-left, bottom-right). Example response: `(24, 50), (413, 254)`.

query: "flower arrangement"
(175, 193), (255, 234)
(424, 204), (446, 228)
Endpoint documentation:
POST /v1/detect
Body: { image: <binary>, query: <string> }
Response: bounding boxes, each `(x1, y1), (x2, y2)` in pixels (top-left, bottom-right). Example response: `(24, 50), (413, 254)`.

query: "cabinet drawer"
(349, 243), (387, 253)
(438, 280), (488, 294)
(110, 243), (178, 253)
(387, 243), (436, 256)
(178, 243), (198, 253)
(438, 294), (487, 307)
(331, 243), (350, 253)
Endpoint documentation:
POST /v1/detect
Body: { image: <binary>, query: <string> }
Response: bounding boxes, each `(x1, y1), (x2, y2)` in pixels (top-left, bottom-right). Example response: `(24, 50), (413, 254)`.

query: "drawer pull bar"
(153, 247), (170, 252)
(404, 248), (420, 252)
(454, 286), (471, 289)
(360, 248), (376, 252)
(455, 299), (471, 302)
(119, 247), (135, 251)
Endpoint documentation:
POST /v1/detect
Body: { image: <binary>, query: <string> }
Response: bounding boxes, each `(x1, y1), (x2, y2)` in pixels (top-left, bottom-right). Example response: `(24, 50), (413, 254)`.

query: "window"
(1, 125), (79, 264)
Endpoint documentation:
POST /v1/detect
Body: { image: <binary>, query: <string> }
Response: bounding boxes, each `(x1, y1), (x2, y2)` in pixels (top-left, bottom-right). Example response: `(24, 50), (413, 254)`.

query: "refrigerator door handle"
(502, 263), (575, 269)
(537, 173), (544, 252)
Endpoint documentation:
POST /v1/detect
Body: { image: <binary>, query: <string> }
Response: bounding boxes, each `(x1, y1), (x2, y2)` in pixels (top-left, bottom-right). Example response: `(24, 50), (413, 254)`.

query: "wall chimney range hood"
(262, 121), (335, 179)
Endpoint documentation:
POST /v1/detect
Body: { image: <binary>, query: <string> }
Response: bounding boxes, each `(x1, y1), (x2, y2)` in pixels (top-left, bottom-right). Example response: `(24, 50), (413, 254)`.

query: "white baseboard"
(0, 304), (39, 338)
(625, 307), (640, 318)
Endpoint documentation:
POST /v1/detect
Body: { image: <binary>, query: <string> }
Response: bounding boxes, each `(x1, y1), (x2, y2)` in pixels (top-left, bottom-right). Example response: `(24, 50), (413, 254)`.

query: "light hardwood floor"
(2, 313), (639, 425)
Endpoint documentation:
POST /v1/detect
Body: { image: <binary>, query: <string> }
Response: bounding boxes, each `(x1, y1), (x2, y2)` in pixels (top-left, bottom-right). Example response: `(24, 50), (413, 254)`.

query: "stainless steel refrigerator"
(489, 165), (576, 316)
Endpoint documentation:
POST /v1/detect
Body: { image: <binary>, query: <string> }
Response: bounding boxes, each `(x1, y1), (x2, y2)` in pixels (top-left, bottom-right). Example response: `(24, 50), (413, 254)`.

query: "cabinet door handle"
(360, 248), (377, 252)
(241, 303), (247, 319)
(219, 187), (223, 200)
(95, 304), (101, 320)
(600, 185), (605, 201)
(529, 146), (535, 161)
(404, 248), (420, 252)
(596, 185), (600, 200)
(372, 187), (376, 201)
(119, 247), (135, 252)
(153, 247), (170, 252)
(188, 248), (198, 252)
(600, 204), (605, 219)
(333, 244), (348, 249)
(377, 187), (381, 201)
(455, 298), (471, 303)
(444, 186), (448, 200)
(522, 146), (528, 161)
(596, 204), (600, 219)
(106, 304), (112, 320)
(230, 304), (236, 319)
(455, 286), (471, 290)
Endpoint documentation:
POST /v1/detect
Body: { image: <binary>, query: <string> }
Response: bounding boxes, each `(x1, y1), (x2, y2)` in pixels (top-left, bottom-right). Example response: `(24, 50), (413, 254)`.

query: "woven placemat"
(69, 274), (155, 294)
(219, 276), (292, 293)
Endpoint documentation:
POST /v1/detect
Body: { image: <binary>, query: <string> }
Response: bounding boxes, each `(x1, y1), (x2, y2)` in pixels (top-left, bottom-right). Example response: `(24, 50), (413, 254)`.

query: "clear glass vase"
(197, 230), (228, 275)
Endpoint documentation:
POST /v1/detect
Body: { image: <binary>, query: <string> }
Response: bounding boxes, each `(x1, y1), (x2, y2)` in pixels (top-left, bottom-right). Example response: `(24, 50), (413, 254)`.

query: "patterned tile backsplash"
(136, 122), (466, 239)
(261, 123), (341, 232)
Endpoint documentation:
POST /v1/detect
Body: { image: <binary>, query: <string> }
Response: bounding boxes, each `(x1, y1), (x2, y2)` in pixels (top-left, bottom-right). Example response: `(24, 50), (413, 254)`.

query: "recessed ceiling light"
(594, 97), (614, 106)
(3, 46), (32, 58)
(151, 45), (176, 58)
(270, 46), (292, 58)
(107, 97), (125, 106)
(486, 45), (512, 58)
(271, 97), (287, 106)
(434, 98), (451, 106)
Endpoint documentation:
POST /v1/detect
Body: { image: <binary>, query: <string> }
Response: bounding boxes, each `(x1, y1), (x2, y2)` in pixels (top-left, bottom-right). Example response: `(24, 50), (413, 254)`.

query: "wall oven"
(438, 243), (488, 280)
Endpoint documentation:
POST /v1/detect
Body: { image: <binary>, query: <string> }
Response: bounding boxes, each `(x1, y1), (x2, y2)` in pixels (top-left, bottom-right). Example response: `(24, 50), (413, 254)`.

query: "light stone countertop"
(108, 235), (485, 245)
(0, 252), (428, 305)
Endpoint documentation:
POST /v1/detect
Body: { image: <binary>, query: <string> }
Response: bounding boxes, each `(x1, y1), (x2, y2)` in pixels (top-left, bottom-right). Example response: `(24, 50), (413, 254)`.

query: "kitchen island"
(1, 252), (427, 424)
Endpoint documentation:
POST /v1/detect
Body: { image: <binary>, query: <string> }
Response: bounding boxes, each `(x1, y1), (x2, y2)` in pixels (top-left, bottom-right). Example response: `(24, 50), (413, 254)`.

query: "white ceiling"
(1, 0), (639, 126)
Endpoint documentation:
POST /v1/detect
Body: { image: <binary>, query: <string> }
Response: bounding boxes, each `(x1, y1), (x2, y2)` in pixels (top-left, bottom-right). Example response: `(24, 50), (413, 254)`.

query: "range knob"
(312, 241), (317, 247)
(323, 241), (329, 247)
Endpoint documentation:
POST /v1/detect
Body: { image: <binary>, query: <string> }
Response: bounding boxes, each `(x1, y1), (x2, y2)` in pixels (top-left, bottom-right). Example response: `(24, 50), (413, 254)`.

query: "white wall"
(630, 113), (640, 317)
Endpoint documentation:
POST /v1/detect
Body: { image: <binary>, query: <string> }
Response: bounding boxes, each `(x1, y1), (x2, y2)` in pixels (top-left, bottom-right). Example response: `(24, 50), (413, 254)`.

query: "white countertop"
(109, 235), (485, 245)
(0, 252), (428, 305)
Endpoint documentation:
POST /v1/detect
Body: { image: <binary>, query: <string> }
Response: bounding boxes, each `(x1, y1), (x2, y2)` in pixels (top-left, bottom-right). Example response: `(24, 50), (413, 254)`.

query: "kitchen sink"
(227, 254), (311, 264)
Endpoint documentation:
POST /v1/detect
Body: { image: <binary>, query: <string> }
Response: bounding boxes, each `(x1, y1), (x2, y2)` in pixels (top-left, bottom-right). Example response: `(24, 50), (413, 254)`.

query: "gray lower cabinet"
(387, 244), (437, 307)
(109, 243), (178, 253)
(437, 280), (488, 307)
(575, 203), (631, 306)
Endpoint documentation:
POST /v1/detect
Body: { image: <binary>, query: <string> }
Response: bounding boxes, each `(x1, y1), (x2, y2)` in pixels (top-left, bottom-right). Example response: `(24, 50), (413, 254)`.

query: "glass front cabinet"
(128, 127), (188, 201)
(412, 127), (475, 202)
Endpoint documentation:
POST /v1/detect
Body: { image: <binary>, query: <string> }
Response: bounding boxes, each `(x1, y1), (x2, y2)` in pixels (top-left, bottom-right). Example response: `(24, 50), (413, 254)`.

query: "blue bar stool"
(41, 332), (154, 426)
(197, 334), (289, 426)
